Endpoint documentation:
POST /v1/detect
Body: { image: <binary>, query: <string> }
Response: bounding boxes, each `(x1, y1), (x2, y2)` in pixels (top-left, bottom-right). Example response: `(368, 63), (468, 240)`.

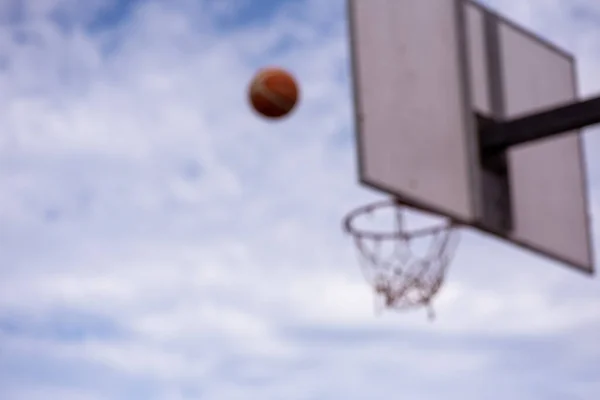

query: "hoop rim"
(343, 199), (458, 240)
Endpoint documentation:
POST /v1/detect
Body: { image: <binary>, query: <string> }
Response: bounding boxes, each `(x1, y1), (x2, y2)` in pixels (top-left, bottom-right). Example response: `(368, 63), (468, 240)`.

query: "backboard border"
(569, 50), (596, 274)
(466, 1), (575, 66)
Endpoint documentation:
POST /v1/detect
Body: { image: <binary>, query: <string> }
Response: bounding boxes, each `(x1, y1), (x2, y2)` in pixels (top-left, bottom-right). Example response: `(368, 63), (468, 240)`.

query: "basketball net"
(343, 200), (460, 319)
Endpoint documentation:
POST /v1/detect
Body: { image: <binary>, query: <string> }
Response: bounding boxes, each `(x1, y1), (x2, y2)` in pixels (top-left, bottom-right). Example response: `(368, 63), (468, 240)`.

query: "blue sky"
(0, 0), (599, 399)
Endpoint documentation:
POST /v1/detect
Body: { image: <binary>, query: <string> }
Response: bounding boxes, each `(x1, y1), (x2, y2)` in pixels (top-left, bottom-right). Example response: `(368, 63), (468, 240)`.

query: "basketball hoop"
(343, 200), (460, 319)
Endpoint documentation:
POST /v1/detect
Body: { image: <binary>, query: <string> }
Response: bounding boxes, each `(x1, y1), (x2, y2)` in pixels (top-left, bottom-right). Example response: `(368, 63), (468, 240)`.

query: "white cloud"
(1, 0), (599, 399)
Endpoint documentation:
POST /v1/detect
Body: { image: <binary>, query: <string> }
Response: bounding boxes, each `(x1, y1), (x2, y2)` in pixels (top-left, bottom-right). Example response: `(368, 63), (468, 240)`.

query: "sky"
(0, 0), (599, 399)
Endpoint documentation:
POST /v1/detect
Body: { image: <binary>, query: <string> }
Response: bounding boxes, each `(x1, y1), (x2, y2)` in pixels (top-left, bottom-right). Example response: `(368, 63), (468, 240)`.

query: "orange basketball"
(248, 67), (299, 119)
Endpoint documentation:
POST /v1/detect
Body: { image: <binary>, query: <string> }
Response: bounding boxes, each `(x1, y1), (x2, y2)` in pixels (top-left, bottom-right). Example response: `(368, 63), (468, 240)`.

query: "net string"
(348, 203), (460, 316)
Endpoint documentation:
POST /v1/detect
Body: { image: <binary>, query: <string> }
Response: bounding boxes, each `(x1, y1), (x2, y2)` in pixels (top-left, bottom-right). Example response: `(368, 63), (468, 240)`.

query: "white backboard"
(348, 0), (478, 222)
(347, 0), (594, 273)
(495, 17), (593, 271)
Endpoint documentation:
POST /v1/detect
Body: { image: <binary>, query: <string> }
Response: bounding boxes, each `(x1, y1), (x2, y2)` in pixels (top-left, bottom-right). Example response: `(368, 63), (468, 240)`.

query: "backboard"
(347, 0), (595, 273)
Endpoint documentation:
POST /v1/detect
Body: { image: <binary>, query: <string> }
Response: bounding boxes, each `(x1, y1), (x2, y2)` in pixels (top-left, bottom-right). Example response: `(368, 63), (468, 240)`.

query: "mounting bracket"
(477, 95), (600, 234)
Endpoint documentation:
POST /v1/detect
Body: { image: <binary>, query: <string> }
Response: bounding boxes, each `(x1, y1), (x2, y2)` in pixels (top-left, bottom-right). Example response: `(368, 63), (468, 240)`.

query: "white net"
(344, 200), (460, 318)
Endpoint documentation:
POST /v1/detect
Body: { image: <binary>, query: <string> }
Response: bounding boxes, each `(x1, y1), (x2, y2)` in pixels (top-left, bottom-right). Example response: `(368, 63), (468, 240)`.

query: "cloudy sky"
(1, 0), (599, 399)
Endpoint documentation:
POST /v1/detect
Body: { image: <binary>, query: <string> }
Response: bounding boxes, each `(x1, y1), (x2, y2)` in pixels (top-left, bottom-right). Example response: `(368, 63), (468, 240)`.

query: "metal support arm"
(479, 95), (600, 154)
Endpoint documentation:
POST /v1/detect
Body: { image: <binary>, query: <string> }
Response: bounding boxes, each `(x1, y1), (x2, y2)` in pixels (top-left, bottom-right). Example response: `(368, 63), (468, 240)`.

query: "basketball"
(248, 67), (299, 119)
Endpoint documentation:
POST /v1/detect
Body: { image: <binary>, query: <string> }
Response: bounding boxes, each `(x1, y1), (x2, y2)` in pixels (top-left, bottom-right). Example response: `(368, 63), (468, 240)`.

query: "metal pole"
(480, 95), (600, 154)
